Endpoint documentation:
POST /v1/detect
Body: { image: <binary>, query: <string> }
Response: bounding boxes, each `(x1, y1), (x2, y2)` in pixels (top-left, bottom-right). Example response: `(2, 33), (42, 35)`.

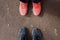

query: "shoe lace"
(21, 3), (26, 9)
(34, 3), (39, 8)
(22, 5), (25, 9)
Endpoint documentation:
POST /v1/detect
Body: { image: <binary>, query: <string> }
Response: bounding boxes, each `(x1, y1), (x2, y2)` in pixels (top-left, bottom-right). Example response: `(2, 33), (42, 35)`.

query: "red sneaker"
(32, 2), (41, 16)
(19, 1), (28, 16)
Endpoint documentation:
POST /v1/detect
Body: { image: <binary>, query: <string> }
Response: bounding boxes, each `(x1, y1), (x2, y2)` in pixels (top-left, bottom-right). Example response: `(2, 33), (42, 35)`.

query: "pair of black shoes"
(19, 27), (42, 40)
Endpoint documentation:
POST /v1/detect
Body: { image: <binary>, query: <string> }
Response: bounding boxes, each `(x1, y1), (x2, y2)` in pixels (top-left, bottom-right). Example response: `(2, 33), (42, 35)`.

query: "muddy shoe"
(19, 27), (28, 40)
(19, 0), (29, 16)
(32, 28), (42, 40)
(32, 0), (42, 16)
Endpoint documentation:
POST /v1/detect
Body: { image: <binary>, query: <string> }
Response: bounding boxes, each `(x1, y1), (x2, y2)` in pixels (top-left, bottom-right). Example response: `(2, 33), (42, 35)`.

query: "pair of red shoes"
(19, 0), (41, 16)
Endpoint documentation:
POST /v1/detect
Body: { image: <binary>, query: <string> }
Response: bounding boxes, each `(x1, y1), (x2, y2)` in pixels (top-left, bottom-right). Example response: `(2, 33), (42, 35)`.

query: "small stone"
(30, 25), (33, 28)
(8, 24), (9, 27)
(54, 28), (58, 36)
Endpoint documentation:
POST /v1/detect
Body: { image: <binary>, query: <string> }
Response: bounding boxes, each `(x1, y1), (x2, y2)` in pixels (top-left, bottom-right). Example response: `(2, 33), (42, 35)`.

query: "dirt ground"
(0, 0), (60, 40)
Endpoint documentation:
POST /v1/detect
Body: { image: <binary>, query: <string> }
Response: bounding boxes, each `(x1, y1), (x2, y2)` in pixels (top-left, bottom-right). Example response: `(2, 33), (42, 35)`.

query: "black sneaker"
(32, 28), (42, 40)
(19, 27), (28, 40)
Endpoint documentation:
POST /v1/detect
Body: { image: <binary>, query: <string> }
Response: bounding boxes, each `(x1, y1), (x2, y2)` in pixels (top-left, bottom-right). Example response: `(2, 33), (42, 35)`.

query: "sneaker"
(32, 28), (42, 40)
(19, 27), (28, 40)
(32, 0), (41, 16)
(19, 0), (28, 16)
